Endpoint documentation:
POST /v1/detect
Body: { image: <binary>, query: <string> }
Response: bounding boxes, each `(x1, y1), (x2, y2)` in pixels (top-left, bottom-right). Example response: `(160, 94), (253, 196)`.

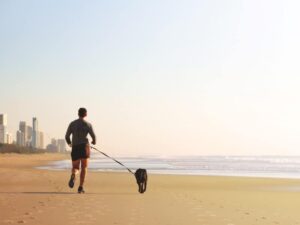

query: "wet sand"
(1, 153), (300, 225)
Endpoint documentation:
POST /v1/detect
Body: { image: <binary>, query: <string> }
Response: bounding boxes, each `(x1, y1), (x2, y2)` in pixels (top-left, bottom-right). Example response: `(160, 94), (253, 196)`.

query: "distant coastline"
(0, 143), (68, 154)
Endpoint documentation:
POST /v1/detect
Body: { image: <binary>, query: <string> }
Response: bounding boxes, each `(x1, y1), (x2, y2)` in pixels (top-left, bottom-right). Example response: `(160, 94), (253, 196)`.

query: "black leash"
(90, 146), (148, 194)
(90, 146), (135, 175)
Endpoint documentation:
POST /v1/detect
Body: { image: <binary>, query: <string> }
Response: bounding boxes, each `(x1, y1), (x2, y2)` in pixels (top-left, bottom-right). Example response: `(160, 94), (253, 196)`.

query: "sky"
(1, 0), (300, 156)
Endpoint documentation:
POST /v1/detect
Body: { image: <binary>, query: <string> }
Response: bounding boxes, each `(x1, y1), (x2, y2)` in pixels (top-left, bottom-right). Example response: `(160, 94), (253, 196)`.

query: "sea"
(37, 153), (300, 179)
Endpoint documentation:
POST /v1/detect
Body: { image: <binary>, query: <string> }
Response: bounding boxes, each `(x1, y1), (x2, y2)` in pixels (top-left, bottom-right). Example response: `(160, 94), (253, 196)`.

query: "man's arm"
(65, 123), (72, 145)
(89, 124), (96, 145)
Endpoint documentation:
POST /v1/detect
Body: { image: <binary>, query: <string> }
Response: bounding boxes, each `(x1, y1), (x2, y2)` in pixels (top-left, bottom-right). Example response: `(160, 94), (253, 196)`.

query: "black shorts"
(71, 143), (89, 161)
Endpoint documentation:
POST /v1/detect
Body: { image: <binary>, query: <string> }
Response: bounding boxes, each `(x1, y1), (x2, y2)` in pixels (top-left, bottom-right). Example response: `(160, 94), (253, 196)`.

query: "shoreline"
(1, 153), (300, 225)
(35, 153), (300, 180)
(37, 166), (300, 181)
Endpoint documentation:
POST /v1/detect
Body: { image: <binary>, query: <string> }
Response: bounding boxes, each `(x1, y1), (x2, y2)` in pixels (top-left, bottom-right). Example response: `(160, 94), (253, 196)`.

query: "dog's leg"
(144, 179), (147, 193)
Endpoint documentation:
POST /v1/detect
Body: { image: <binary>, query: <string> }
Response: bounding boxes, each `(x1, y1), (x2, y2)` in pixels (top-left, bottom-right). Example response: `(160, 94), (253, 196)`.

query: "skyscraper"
(19, 121), (27, 146)
(0, 114), (8, 144)
(0, 114), (7, 126)
(26, 126), (32, 146)
(16, 130), (25, 146)
(0, 125), (6, 144)
(32, 117), (39, 149)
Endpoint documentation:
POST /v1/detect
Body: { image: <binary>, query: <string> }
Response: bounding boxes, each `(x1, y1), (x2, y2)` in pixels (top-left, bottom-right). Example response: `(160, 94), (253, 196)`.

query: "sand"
(1, 154), (300, 225)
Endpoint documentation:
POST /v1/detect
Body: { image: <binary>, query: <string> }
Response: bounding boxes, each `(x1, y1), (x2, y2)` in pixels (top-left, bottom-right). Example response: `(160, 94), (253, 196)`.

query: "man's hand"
(91, 140), (96, 145)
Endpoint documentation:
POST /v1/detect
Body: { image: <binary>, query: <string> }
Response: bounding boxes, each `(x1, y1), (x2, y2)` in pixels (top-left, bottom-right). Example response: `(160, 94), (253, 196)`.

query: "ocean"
(37, 154), (300, 179)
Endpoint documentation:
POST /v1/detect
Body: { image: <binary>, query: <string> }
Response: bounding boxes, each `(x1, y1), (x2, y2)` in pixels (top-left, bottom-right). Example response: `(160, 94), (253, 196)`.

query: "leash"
(90, 146), (148, 194)
(90, 146), (135, 175)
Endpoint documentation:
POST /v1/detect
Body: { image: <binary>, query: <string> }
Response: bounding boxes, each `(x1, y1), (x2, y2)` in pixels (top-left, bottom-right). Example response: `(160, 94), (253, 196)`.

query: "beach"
(1, 154), (300, 225)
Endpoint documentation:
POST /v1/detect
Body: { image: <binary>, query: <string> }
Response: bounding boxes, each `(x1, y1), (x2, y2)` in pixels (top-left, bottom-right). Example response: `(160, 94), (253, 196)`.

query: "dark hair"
(78, 108), (87, 117)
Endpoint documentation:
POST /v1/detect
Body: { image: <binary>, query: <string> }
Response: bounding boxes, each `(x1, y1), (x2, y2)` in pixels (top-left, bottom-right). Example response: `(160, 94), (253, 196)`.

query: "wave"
(37, 155), (300, 179)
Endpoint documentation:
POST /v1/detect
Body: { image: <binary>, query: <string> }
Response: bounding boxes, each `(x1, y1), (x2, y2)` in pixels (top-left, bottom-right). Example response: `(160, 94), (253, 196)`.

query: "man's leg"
(72, 159), (80, 175)
(79, 158), (88, 187)
(69, 160), (80, 188)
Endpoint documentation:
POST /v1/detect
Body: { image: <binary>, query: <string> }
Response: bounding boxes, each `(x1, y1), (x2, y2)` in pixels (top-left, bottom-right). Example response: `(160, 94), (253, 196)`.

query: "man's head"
(78, 108), (87, 118)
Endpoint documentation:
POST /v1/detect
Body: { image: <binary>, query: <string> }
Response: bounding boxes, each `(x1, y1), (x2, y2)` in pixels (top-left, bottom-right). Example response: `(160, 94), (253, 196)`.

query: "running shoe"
(78, 186), (85, 194)
(68, 174), (75, 188)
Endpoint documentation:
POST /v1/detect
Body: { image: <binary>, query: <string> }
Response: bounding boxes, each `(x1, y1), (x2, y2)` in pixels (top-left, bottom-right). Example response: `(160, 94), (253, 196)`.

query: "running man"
(65, 107), (96, 193)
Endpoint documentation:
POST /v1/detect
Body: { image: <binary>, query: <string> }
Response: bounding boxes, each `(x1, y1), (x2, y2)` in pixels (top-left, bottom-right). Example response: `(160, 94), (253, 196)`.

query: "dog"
(134, 168), (147, 194)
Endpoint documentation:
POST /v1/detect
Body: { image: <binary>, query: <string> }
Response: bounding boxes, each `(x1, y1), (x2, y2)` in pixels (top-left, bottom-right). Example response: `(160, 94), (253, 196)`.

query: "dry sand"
(1, 153), (300, 225)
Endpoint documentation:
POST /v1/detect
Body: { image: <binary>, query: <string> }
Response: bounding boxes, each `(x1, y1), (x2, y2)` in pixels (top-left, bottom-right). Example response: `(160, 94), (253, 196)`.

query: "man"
(65, 107), (96, 193)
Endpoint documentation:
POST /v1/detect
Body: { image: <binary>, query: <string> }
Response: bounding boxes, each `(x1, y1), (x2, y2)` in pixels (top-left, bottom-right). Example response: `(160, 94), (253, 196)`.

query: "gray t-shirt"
(65, 118), (96, 146)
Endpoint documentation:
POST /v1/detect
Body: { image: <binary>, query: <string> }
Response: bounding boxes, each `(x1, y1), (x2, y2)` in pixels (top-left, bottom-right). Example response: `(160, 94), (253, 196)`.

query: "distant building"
(46, 143), (58, 152)
(46, 138), (58, 152)
(26, 126), (32, 146)
(6, 133), (13, 144)
(39, 131), (44, 149)
(19, 121), (27, 137)
(19, 121), (27, 146)
(0, 114), (8, 144)
(0, 125), (7, 144)
(16, 130), (25, 146)
(32, 117), (39, 148)
(51, 138), (57, 146)
(19, 121), (26, 133)
(57, 139), (66, 152)
(46, 138), (66, 152)
(0, 114), (8, 126)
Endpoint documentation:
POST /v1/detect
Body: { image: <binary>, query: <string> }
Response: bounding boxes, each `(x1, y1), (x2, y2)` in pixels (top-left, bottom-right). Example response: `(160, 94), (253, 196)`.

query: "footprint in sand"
(17, 220), (26, 223)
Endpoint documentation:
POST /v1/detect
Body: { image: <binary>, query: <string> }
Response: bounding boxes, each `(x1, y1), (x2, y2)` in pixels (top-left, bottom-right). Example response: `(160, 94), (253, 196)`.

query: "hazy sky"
(1, 0), (300, 156)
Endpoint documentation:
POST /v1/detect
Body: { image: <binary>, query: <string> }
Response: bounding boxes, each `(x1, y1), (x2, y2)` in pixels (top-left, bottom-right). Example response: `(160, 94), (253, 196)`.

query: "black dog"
(134, 168), (147, 194)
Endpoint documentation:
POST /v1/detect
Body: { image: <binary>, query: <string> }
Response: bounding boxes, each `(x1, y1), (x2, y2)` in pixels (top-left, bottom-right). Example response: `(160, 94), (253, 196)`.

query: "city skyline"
(0, 113), (66, 151)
